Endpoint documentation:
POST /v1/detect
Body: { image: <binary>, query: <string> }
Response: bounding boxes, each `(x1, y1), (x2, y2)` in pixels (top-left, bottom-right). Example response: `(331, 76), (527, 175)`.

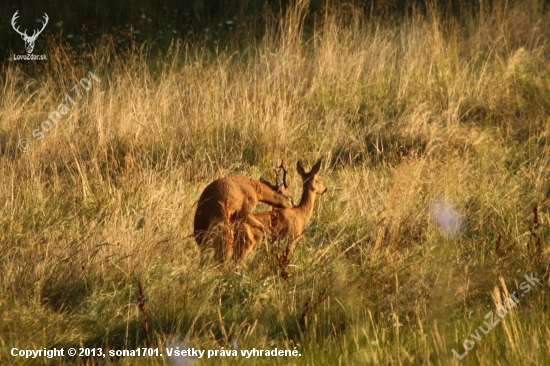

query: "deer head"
(12, 11), (49, 54)
(260, 161), (293, 205)
(297, 159), (327, 196)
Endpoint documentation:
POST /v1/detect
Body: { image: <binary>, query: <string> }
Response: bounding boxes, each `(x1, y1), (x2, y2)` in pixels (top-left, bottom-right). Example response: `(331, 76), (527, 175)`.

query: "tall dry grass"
(1, 0), (550, 364)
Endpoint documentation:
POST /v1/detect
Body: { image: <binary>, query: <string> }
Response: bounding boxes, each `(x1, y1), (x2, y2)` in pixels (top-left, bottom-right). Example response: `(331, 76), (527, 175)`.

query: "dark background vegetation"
(1, 0), (529, 61)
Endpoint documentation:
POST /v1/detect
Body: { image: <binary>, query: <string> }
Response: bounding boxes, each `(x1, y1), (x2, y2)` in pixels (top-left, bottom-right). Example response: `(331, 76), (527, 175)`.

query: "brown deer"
(193, 166), (293, 263)
(232, 159), (327, 261)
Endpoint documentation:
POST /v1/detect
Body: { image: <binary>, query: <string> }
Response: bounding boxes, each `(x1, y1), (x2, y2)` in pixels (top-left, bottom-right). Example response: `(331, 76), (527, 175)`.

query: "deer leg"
(223, 225), (237, 263)
(220, 214), (235, 263)
(243, 224), (264, 258)
(246, 213), (265, 231)
(232, 220), (248, 262)
(234, 221), (264, 262)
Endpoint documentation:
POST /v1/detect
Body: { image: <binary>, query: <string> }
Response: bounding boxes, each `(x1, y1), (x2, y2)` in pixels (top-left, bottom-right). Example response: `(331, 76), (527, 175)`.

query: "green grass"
(1, 0), (550, 365)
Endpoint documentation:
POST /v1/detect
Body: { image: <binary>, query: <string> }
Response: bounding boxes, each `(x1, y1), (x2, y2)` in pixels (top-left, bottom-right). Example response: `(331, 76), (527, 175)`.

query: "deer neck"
(296, 186), (316, 222)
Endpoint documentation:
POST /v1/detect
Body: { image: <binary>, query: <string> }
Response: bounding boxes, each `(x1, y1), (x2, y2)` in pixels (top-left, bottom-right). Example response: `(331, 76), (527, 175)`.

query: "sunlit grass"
(1, 0), (550, 365)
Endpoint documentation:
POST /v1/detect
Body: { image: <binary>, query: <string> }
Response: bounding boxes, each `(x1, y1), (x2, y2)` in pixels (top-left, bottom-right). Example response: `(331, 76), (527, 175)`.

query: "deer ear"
(297, 160), (307, 178)
(310, 159), (322, 175)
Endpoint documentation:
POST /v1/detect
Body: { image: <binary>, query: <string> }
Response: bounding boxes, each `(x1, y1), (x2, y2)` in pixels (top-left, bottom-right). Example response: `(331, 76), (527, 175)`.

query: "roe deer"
(232, 159), (327, 261)
(193, 166), (293, 263)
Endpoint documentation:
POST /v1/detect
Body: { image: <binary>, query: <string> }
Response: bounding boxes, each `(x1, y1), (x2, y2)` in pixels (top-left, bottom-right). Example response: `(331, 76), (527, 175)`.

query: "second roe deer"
(193, 166), (294, 263)
(232, 159), (327, 261)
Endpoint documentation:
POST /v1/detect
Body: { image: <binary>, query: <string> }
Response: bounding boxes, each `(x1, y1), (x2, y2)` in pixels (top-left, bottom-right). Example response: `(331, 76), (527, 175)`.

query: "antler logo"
(11, 11), (49, 54)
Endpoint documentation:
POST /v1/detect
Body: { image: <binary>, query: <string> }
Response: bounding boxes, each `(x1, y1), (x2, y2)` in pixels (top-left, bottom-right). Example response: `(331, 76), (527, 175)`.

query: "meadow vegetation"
(1, 0), (550, 364)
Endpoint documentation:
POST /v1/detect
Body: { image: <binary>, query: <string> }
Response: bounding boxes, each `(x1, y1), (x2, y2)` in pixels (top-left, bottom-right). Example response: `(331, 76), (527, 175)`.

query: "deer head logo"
(11, 11), (49, 54)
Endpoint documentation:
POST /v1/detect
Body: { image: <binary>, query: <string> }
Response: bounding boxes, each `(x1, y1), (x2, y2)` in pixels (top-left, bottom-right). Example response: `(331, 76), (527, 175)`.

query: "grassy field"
(1, 0), (550, 364)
